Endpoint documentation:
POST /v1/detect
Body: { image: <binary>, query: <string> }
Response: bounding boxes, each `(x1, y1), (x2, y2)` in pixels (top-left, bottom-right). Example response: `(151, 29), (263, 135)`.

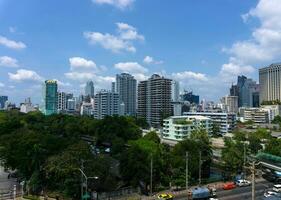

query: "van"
(273, 184), (281, 192)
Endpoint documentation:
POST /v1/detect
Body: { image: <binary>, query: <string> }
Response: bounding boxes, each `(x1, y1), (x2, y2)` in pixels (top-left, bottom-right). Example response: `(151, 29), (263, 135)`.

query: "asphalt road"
(174, 180), (274, 200)
(0, 165), (18, 199)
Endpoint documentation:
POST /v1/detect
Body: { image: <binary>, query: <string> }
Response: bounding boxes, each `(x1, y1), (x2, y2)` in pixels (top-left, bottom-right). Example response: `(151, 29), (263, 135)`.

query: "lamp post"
(78, 168), (99, 200)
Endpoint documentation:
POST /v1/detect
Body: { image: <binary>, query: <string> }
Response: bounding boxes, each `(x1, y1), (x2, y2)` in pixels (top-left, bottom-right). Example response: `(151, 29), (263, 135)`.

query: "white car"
(236, 179), (251, 187)
(273, 184), (281, 193)
(264, 191), (278, 198)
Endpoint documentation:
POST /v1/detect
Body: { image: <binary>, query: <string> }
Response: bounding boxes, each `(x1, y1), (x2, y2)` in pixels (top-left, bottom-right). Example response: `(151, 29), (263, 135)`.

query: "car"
(157, 193), (173, 200)
(236, 179), (251, 187)
(209, 198), (219, 200)
(223, 182), (236, 190)
(264, 191), (278, 198)
(273, 184), (281, 193)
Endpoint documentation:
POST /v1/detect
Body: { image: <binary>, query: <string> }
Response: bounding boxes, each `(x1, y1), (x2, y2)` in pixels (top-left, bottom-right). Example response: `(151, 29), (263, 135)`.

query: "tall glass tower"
(42, 80), (58, 115)
(85, 81), (95, 98)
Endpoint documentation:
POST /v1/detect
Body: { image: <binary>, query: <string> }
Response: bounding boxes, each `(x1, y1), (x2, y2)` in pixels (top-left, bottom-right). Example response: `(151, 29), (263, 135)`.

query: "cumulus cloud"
(171, 71), (208, 81)
(92, 0), (134, 9)
(8, 69), (44, 82)
(114, 62), (148, 74)
(84, 23), (143, 53)
(143, 56), (163, 65)
(0, 56), (19, 67)
(0, 82), (4, 87)
(0, 35), (26, 50)
(222, 0), (281, 81)
(69, 57), (97, 71)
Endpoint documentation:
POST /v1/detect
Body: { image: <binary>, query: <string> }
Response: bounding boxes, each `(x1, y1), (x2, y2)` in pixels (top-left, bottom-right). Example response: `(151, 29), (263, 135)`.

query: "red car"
(223, 182), (236, 190)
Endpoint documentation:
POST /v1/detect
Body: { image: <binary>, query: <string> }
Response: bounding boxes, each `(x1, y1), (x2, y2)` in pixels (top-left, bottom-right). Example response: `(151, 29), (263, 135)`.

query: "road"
(0, 165), (18, 199)
(174, 180), (274, 200)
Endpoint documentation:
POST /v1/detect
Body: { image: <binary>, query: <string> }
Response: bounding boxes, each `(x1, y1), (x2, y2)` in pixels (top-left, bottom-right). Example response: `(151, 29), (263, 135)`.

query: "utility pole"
(251, 161), (256, 200)
(243, 143), (246, 178)
(150, 155), (153, 196)
(199, 151), (201, 186)
(186, 152), (189, 200)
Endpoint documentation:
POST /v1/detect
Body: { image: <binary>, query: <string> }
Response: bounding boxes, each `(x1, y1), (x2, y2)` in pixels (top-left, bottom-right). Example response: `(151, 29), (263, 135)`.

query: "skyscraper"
(181, 91), (199, 104)
(94, 90), (120, 119)
(116, 73), (137, 116)
(42, 80), (58, 115)
(57, 92), (67, 111)
(171, 80), (180, 102)
(85, 81), (95, 98)
(0, 96), (8, 109)
(259, 63), (281, 103)
(221, 95), (238, 113)
(138, 74), (172, 127)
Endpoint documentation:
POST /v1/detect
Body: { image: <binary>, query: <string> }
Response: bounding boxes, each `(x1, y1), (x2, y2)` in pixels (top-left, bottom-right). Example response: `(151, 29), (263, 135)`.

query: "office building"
(20, 98), (36, 113)
(138, 74), (172, 128)
(42, 80), (58, 115)
(80, 102), (93, 116)
(181, 91), (199, 104)
(171, 80), (180, 102)
(184, 112), (236, 135)
(221, 96), (238, 113)
(116, 73), (137, 116)
(94, 90), (120, 119)
(85, 81), (95, 98)
(57, 92), (67, 112)
(240, 108), (269, 124)
(0, 96), (8, 109)
(259, 63), (281, 103)
(230, 75), (260, 107)
(67, 98), (76, 111)
(162, 116), (211, 141)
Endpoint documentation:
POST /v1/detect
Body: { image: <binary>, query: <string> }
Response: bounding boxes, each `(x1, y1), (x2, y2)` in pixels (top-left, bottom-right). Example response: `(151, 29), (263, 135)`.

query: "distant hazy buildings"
(221, 95), (238, 113)
(171, 80), (180, 102)
(259, 63), (281, 103)
(57, 92), (67, 112)
(0, 96), (8, 109)
(230, 75), (259, 107)
(181, 91), (199, 104)
(42, 80), (58, 115)
(85, 81), (95, 98)
(162, 115), (211, 141)
(20, 98), (36, 113)
(116, 73), (137, 116)
(94, 90), (120, 119)
(138, 74), (172, 128)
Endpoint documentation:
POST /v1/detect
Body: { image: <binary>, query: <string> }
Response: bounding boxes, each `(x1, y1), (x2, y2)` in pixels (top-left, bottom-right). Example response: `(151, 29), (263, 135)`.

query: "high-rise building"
(230, 75), (259, 107)
(0, 96), (8, 109)
(85, 81), (95, 98)
(57, 92), (67, 111)
(94, 90), (120, 119)
(42, 80), (58, 115)
(171, 80), (180, 102)
(221, 96), (238, 113)
(138, 74), (172, 127)
(259, 63), (281, 103)
(116, 73), (137, 116)
(181, 91), (199, 104)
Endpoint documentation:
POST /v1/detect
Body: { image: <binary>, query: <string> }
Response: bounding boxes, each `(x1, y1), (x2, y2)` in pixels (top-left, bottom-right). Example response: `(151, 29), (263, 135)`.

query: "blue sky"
(0, 0), (280, 104)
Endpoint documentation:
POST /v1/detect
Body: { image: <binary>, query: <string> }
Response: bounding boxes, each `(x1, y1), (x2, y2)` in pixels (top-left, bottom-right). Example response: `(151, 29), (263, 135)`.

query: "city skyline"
(1, 0), (281, 104)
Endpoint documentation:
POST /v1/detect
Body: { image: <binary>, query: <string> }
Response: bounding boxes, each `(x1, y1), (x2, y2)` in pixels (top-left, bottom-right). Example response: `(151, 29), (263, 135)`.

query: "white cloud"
(171, 71), (208, 81)
(69, 57), (97, 71)
(92, 0), (134, 9)
(84, 23), (143, 53)
(114, 62), (148, 74)
(116, 22), (144, 41)
(222, 0), (281, 82)
(0, 56), (19, 67)
(0, 35), (26, 50)
(0, 82), (4, 87)
(8, 69), (44, 82)
(143, 56), (163, 65)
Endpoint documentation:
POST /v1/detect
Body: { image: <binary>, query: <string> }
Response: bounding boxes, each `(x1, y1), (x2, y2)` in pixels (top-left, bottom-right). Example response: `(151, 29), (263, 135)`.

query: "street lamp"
(78, 168), (99, 200)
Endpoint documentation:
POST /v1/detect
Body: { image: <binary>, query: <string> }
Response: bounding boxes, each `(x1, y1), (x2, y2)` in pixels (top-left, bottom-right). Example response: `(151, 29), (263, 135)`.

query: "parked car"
(264, 190), (278, 198)
(223, 182), (236, 190)
(157, 193), (173, 200)
(236, 179), (251, 187)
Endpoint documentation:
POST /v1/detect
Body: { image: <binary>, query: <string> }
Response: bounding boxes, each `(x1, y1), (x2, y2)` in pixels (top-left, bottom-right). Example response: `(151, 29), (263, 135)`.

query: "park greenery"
(0, 110), (212, 199)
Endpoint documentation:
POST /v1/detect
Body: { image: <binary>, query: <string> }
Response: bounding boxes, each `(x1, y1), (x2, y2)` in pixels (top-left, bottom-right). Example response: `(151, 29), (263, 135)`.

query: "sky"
(1, 0), (281, 104)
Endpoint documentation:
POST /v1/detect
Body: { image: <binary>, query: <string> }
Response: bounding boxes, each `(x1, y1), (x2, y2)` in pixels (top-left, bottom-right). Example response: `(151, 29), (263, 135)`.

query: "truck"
(190, 187), (216, 200)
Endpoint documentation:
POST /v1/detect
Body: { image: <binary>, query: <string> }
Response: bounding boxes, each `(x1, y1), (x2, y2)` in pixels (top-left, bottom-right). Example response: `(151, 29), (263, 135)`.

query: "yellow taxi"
(157, 193), (174, 200)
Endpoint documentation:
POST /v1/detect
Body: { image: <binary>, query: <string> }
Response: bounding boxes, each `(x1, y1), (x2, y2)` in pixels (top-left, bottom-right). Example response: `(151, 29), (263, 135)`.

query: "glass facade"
(43, 80), (58, 115)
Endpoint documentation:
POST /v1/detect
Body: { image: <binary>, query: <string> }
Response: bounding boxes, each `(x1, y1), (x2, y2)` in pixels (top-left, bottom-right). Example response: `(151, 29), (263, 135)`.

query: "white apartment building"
(162, 116), (211, 141)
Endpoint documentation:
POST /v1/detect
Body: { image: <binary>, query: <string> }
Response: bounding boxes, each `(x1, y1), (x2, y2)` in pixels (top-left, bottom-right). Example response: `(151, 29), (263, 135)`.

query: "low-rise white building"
(162, 116), (211, 141)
